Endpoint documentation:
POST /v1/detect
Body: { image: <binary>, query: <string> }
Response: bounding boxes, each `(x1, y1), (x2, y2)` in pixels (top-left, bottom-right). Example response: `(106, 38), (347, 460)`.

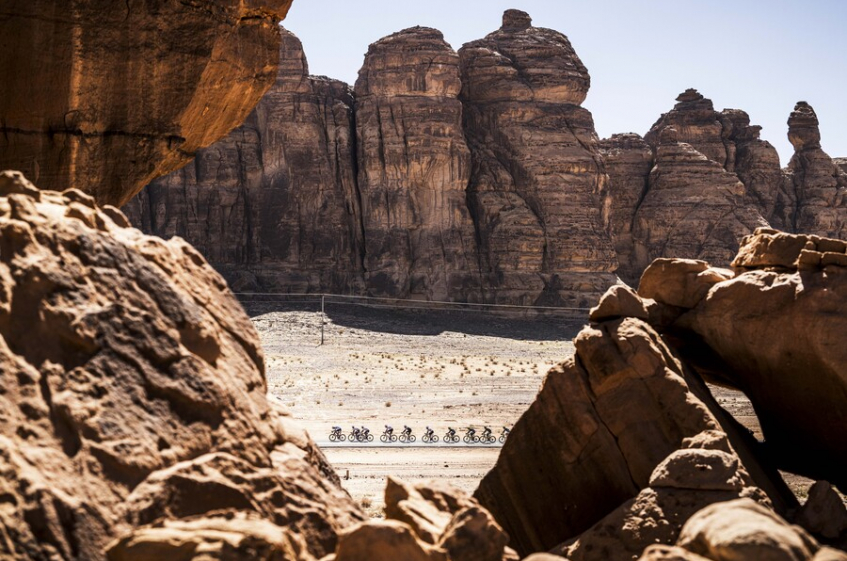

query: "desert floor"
(249, 302), (816, 517)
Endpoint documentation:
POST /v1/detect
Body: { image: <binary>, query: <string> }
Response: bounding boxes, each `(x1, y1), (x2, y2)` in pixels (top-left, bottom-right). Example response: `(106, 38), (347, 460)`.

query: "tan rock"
(589, 283), (652, 322)
(460, 10), (618, 306)
(0, 181), (362, 560)
(475, 318), (724, 555)
(124, 29), (365, 294)
(786, 102), (847, 240)
(599, 133), (654, 286)
(384, 477), (463, 544)
(559, 433), (770, 561)
(333, 520), (449, 561)
(796, 481), (847, 541)
(106, 511), (315, 561)
(355, 27), (480, 300)
(682, 232), (847, 488)
(637, 259), (732, 309)
(437, 506), (510, 561)
(638, 545), (712, 561)
(677, 499), (820, 560)
(0, 0), (292, 206)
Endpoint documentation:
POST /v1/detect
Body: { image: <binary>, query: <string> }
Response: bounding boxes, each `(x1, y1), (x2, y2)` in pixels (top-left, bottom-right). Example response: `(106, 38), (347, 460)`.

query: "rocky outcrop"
(459, 10), (618, 306)
(476, 228), (847, 558)
(631, 125), (769, 269)
(354, 28), (480, 301)
(128, 13), (620, 305)
(642, 498), (847, 561)
(124, 29), (365, 294)
(598, 133), (655, 286)
(0, 0), (292, 207)
(0, 171), (363, 560)
(785, 102), (847, 239)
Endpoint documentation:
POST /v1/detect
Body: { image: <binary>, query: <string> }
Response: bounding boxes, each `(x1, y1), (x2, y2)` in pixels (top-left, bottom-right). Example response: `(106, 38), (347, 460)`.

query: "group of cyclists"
(329, 424), (510, 444)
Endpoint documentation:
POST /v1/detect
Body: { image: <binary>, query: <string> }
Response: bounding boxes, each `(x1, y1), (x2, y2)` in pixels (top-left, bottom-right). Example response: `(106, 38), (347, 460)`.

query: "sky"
(282, 0), (847, 165)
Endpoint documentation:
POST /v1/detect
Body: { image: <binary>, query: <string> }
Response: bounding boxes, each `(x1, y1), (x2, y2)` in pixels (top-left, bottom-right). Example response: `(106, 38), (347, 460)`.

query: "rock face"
(599, 134), (653, 286)
(354, 27), (480, 301)
(785, 102), (847, 239)
(459, 10), (617, 306)
(124, 29), (365, 294)
(476, 228), (847, 557)
(0, 171), (363, 560)
(0, 0), (292, 207)
(127, 13), (620, 305)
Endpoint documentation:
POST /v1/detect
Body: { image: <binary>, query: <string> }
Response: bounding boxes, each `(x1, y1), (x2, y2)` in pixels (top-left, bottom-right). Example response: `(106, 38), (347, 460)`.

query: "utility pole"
(320, 294), (325, 346)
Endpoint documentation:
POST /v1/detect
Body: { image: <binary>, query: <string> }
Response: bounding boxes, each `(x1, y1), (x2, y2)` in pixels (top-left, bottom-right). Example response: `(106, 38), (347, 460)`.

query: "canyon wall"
(126, 12), (847, 303)
(0, 0), (293, 206)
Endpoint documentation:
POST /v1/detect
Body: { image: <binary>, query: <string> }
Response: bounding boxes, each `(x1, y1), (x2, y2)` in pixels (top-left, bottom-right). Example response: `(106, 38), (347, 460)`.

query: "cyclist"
(502, 426), (510, 436)
(361, 426), (370, 439)
(466, 426), (476, 438)
(332, 425), (342, 434)
(446, 427), (456, 438)
(425, 426), (434, 438)
(384, 424), (394, 436)
(482, 426), (492, 439)
(403, 425), (412, 436)
(351, 426), (360, 438)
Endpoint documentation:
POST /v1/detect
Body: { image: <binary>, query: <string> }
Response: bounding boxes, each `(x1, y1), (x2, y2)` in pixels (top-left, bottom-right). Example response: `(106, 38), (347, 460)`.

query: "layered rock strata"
(0, 0), (292, 206)
(0, 171), (363, 560)
(459, 10), (618, 306)
(129, 14), (620, 305)
(354, 27), (480, 301)
(785, 102), (847, 239)
(124, 30), (365, 294)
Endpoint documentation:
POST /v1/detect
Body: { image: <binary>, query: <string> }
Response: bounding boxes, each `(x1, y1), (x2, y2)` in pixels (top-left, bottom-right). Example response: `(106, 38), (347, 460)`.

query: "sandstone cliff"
(128, 13), (620, 306)
(0, 0), (292, 206)
(125, 29), (365, 294)
(354, 27), (480, 301)
(459, 9), (618, 306)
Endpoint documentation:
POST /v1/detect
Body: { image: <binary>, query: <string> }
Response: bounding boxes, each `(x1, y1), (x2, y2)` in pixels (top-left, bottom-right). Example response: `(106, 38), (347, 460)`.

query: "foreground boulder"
(0, 0), (292, 206)
(0, 171), (363, 560)
(477, 228), (847, 557)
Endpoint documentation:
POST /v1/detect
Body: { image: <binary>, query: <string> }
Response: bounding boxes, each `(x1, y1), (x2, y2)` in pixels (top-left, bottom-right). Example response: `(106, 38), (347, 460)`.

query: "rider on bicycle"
(425, 426), (434, 437)
(384, 424), (394, 435)
(403, 425), (412, 436)
(482, 426), (492, 438)
(466, 426), (476, 437)
(502, 426), (510, 435)
(351, 426), (360, 437)
(332, 425), (342, 433)
(447, 427), (456, 437)
(362, 426), (370, 437)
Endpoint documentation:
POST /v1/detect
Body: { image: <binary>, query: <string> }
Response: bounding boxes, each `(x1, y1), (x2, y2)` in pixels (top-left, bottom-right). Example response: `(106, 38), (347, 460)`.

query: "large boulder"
(474, 314), (792, 556)
(0, 0), (292, 206)
(0, 171), (363, 560)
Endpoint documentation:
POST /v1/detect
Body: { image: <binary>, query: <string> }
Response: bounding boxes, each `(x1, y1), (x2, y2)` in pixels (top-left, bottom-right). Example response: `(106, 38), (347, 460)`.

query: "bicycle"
(329, 428), (346, 442)
(479, 431), (496, 444)
(361, 429), (374, 443)
(463, 429), (479, 444)
(399, 431), (416, 443)
(443, 431), (460, 443)
(422, 431), (439, 444)
(381, 430), (397, 443)
(499, 428), (510, 444)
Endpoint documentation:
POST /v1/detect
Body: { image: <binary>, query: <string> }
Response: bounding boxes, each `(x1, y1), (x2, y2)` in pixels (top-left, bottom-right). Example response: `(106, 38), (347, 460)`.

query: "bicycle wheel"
(498, 436), (505, 443)
(329, 433), (337, 442)
(391, 435), (397, 442)
(399, 435), (407, 443)
(339, 434), (346, 442)
(409, 435), (416, 443)
(422, 435), (430, 443)
(463, 436), (470, 443)
(367, 434), (374, 442)
(431, 435), (439, 443)
(472, 436), (479, 443)
(380, 434), (388, 443)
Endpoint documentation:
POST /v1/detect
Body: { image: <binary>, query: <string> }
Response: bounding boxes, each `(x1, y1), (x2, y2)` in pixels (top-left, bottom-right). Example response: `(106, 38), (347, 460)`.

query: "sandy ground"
(248, 302), (824, 514)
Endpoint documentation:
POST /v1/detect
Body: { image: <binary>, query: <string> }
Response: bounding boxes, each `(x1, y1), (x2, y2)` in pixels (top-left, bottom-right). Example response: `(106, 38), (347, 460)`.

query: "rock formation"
(128, 12), (620, 306)
(476, 227), (847, 558)
(124, 29), (365, 294)
(459, 9), (618, 306)
(0, 0), (292, 207)
(0, 171), (363, 560)
(785, 102), (847, 239)
(354, 27), (480, 301)
(599, 134), (653, 286)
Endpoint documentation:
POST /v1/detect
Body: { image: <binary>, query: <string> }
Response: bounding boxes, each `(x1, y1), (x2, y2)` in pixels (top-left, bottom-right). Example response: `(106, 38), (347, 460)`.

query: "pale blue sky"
(283, 0), (846, 165)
